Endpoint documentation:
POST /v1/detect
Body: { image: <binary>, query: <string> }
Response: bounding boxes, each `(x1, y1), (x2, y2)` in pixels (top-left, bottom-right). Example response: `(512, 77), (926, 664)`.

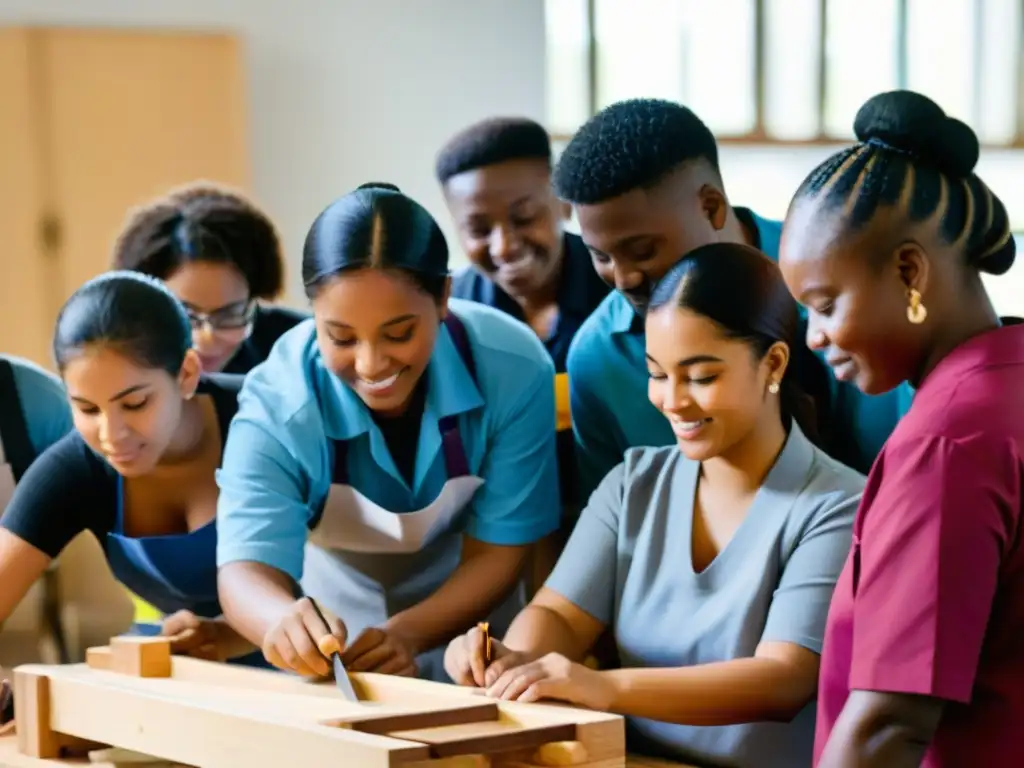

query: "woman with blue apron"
(0, 272), (259, 666)
(215, 183), (561, 682)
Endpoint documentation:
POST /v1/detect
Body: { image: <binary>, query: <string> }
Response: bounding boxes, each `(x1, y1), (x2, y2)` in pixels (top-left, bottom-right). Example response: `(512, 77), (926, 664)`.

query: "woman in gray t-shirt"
(444, 243), (865, 768)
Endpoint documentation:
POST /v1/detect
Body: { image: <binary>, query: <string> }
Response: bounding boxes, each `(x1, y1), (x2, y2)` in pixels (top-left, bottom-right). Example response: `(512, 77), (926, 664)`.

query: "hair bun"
(356, 182), (401, 193)
(853, 90), (980, 178)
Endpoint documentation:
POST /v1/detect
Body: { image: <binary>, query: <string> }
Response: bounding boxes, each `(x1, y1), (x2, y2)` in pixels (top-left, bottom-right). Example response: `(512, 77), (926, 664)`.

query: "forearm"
(603, 657), (815, 726)
(385, 546), (528, 656)
(209, 616), (259, 660)
(0, 530), (52, 629)
(818, 692), (942, 768)
(503, 605), (592, 662)
(526, 529), (568, 598)
(216, 562), (300, 648)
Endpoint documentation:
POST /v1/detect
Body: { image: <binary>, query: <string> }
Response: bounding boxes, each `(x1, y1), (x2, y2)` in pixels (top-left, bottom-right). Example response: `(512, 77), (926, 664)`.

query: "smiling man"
(437, 117), (610, 516)
(556, 99), (797, 500)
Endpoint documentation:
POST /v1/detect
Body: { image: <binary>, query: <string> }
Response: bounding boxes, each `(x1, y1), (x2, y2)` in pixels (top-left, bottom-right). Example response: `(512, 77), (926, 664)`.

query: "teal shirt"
(216, 300), (561, 581)
(4, 355), (73, 464)
(566, 209), (914, 501)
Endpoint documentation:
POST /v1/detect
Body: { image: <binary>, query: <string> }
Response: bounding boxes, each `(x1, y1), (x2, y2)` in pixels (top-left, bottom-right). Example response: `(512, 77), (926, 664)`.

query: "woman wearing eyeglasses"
(108, 183), (309, 638)
(112, 182), (308, 375)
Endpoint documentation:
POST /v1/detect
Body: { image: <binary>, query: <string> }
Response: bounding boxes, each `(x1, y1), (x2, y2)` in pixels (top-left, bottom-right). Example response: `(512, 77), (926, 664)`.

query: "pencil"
(477, 621), (492, 664)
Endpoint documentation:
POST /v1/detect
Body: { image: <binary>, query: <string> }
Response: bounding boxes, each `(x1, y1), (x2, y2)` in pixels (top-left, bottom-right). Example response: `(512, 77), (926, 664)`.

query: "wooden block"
(85, 648), (111, 671)
(324, 700), (499, 735)
(109, 639), (170, 679)
(533, 741), (589, 766)
(11, 669), (59, 758)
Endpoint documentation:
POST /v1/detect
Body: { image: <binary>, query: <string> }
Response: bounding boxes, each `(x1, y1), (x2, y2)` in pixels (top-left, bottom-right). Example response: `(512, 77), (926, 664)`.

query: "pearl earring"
(768, 381), (780, 395)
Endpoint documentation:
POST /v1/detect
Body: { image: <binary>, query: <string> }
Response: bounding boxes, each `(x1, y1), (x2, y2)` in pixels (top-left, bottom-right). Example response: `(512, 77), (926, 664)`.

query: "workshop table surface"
(0, 734), (693, 767)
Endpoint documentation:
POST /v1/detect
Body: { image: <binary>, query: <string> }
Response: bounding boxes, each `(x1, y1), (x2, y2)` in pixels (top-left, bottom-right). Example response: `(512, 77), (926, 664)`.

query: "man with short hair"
(557, 98), (907, 500)
(437, 117), (610, 516)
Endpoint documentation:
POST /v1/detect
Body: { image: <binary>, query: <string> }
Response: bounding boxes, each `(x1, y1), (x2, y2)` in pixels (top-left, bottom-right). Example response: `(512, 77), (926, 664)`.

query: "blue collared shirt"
(215, 299), (560, 582)
(566, 208), (914, 501)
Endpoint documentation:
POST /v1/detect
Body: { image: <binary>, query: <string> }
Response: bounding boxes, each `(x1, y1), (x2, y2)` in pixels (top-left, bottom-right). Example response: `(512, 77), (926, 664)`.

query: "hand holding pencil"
(442, 621), (530, 688)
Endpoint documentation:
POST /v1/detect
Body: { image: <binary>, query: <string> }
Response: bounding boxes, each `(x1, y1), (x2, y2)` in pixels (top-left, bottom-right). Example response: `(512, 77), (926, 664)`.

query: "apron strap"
(437, 312), (474, 478)
(331, 312), (477, 486)
(0, 359), (35, 482)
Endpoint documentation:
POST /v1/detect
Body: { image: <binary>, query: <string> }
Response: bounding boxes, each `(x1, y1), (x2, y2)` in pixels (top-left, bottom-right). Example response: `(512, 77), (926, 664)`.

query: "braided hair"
(793, 90), (1014, 275)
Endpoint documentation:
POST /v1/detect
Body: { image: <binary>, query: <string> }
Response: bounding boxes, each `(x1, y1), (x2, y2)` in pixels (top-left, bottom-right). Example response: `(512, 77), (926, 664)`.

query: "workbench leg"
(12, 669), (60, 758)
(11, 669), (106, 760)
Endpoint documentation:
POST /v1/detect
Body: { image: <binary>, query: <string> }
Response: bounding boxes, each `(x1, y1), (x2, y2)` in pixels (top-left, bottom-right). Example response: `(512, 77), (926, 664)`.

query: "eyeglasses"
(186, 300), (257, 335)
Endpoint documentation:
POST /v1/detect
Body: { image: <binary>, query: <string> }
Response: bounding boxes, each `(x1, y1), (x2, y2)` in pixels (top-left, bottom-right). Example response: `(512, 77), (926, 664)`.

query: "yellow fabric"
(555, 373), (572, 432)
(128, 589), (163, 623)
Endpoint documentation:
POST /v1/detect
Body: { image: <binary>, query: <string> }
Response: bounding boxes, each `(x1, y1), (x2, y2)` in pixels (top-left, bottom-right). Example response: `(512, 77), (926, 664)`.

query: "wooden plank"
(12, 655), (628, 767)
(17, 665), (431, 768)
(66, 663), (498, 735)
(328, 703), (499, 736)
(341, 676), (624, 767)
(388, 722), (576, 759)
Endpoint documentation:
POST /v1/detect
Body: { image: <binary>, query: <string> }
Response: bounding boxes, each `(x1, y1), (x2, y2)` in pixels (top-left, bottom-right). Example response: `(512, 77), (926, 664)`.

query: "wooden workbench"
(0, 735), (689, 767)
(2, 637), (697, 768)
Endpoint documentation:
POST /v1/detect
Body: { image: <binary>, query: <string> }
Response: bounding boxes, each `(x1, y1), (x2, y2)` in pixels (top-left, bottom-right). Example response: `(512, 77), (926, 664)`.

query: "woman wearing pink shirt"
(780, 89), (1024, 767)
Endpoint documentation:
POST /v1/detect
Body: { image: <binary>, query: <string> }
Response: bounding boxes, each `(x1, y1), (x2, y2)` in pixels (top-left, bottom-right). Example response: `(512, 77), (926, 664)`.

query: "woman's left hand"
(161, 611), (255, 662)
(485, 652), (617, 710)
(342, 627), (418, 677)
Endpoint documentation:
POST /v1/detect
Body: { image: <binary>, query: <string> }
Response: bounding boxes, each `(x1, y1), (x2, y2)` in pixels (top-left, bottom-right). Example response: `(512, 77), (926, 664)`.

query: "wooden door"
(0, 27), (249, 369)
(0, 29), (55, 366)
(37, 27), (250, 307)
(0, 26), (251, 658)
(38, 28), (251, 656)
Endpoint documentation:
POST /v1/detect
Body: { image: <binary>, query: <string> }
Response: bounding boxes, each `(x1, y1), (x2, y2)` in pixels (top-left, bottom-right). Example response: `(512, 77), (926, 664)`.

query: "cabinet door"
(0, 29), (54, 367)
(30, 28), (251, 656)
(37, 27), (250, 305)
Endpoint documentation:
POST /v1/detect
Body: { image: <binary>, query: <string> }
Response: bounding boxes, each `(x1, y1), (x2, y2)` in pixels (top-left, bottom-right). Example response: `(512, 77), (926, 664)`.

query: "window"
(546, 0), (1024, 146)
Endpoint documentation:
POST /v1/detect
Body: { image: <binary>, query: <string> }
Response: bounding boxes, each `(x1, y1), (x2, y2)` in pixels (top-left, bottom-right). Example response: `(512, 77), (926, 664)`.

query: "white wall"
(0, 0), (547, 305)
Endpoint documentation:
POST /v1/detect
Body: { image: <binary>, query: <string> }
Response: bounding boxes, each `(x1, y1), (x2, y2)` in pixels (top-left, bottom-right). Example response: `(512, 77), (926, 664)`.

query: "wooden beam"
(24, 652), (626, 768)
(32, 666), (430, 768)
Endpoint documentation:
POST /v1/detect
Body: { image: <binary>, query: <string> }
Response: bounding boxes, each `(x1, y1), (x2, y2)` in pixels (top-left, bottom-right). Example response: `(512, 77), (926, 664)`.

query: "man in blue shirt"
(557, 99), (911, 501)
(436, 117), (610, 515)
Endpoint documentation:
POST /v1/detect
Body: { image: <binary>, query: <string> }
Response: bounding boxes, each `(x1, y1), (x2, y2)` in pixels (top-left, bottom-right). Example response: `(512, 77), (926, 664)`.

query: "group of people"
(0, 88), (1020, 768)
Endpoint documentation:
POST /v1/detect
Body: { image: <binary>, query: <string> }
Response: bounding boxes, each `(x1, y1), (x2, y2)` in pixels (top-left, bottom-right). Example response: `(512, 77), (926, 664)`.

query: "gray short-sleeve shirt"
(546, 425), (864, 768)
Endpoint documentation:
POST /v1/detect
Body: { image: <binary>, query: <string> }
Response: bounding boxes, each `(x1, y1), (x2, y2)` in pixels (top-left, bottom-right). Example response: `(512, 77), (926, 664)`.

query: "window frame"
(549, 0), (1024, 148)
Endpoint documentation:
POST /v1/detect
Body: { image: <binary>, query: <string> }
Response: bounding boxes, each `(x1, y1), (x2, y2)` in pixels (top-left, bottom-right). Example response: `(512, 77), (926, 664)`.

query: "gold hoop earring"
(768, 381), (780, 395)
(906, 288), (927, 324)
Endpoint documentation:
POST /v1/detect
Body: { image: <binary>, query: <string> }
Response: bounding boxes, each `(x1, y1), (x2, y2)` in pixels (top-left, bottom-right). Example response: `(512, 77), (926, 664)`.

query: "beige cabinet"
(0, 25), (250, 659)
(0, 25), (250, 366)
